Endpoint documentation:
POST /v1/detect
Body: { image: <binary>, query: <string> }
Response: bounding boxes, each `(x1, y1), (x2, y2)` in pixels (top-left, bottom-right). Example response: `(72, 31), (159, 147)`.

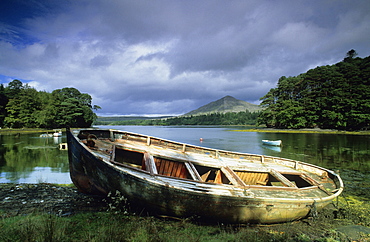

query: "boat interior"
(77, 130), (336, 191)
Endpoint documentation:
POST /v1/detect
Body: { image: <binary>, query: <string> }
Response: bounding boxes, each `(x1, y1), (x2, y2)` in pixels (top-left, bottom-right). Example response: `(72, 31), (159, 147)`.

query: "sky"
(0, 0), (369, 116)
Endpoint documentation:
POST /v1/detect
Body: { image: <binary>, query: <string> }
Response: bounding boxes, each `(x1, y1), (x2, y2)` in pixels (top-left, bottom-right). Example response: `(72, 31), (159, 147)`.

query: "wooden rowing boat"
(67, 128), (343, 224)
(262, 140), (282, 146)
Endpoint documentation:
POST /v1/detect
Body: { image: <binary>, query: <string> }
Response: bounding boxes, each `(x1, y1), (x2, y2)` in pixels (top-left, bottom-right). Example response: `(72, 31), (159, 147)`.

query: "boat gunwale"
(107, 128), (344, 184)
(109, 129), (336, 169)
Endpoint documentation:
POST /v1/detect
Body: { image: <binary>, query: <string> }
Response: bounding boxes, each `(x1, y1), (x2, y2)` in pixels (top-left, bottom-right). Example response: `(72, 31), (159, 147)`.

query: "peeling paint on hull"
(67, 129), (344, 224)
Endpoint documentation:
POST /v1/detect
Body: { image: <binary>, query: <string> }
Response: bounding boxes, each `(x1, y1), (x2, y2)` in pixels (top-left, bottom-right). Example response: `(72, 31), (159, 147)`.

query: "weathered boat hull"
(67, 129), (343, 224)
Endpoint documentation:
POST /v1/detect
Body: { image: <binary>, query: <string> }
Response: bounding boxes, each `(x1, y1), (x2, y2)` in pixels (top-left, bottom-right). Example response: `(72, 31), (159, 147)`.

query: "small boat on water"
(262, 140), (282, 146)
(67, 129), (343, 224)
(53, 129), (62, 137)
(40, 133), (53, 137)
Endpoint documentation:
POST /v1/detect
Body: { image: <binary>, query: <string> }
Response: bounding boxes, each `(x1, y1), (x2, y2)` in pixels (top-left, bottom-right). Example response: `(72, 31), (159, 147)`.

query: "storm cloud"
(1, 0), (369, 115)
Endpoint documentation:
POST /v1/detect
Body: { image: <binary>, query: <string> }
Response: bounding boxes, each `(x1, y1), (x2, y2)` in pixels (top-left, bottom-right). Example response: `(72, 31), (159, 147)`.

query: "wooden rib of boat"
(67, 129), (343, 224)
(262, 140), (282, 146)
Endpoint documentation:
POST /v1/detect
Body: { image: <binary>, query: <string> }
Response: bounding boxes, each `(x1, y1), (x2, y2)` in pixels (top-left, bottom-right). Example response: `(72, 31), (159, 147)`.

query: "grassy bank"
(0, 213), (297, 242)
(1, 192), (369, 241)
(0, 128), (63, 135)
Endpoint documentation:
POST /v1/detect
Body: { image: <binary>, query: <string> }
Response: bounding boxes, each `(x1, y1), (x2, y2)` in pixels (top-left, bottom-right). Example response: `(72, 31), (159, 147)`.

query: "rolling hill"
(183, 96), (262, 116)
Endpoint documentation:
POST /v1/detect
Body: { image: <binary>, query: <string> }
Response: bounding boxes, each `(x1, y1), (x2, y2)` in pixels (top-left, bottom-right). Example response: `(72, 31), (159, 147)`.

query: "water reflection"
(262, 144), (282, 153)
(0, 133), (70, 183)
(255, 132), (370, 171)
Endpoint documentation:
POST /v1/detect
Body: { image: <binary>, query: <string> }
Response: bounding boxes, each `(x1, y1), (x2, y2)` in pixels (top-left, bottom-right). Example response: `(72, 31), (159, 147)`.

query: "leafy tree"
(258, 88), (277, 127)
(3, 80), (26, 128)
(51, 87), (97, 128)
(344, 49), (358, 61)
(4, 98), (22, 128)
(258, 50), (370, 130)
(0, 84), (8, 127)
(16, 86), (41, 128)
(1, 80), (99, 128)
(5, 85), (46, 128)
(5, 79), (23, 99)
(33, 91), (56, 128)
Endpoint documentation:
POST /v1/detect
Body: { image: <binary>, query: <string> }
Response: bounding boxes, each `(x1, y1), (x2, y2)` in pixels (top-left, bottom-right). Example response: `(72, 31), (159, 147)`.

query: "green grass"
(0, 213), (292, 242)
(1, 200), (369, 242)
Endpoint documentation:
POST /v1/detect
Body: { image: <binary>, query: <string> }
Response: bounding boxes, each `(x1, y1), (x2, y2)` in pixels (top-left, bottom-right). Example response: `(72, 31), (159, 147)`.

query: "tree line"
(258, 50), (370, 130)
(0, 80), (100, 128)
(94, 110), (260, 126)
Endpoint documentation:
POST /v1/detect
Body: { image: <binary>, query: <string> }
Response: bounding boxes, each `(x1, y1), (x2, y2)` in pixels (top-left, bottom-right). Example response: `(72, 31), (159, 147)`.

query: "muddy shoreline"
(0, 183), (107, 217)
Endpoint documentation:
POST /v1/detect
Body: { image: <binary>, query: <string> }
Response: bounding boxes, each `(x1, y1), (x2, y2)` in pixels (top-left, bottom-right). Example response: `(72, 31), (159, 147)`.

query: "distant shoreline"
(1, 127), (369, 136)
(0, 128), (61, 135)
(232, 128), (370, 135)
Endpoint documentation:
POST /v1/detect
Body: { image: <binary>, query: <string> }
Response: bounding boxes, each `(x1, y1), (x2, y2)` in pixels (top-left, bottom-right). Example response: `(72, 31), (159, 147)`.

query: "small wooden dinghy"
(262, 140), (282, 146)
(67, 129), (343, 224)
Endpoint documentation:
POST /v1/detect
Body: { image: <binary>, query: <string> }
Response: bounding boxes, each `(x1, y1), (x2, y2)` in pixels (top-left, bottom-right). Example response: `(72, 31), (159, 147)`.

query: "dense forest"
(258, 50), (370, 130)
(0, 80), (100, 128)
(94, 110), (259, 126)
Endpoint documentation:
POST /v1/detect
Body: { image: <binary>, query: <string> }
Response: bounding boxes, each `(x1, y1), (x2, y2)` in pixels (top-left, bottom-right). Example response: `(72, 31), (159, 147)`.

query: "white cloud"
(0, 0), (369, 115)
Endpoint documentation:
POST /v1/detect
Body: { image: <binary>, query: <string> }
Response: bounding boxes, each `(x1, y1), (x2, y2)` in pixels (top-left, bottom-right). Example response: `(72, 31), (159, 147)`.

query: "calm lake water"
(1, 126), (369, 184)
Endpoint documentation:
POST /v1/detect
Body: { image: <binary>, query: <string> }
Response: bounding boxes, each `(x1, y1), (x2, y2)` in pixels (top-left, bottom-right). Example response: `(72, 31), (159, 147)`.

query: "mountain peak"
(221, 95), (237, 101)
(184, 96), (261, 116)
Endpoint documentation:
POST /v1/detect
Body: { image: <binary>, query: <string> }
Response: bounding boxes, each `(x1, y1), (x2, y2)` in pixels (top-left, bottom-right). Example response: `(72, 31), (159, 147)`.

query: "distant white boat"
(262, 140), (282, 146)
(40, 133), (52, 137)
(53, 129), (62, 137)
